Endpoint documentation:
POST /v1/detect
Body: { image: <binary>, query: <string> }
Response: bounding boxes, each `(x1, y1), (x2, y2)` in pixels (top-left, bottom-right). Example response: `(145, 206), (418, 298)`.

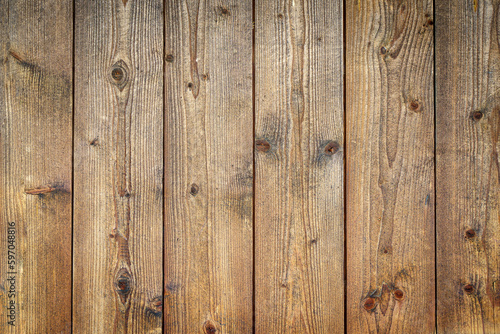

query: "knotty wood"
(74, 1), (163, 332)
(436, 0), (500, 332)
(0, 1), (73, 332)
(346, 1), (435, 332)
(164, 1), (253, 333)
(254, 1), (344, 332)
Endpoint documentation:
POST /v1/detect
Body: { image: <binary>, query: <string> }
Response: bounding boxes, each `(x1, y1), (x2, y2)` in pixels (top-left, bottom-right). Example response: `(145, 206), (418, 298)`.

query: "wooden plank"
(73, 0), (164, 332)
(254, 0), (344, 332)
(0, 0), (73, 333)
(164, 0), (253, 333)
(436, 0), (500, 332)
(346, 0), (435, 332)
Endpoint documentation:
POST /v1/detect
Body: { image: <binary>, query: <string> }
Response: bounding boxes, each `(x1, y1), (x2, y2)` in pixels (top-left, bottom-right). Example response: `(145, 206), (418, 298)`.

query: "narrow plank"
(73, 0), (164, 332)
(346, 0), (435, 332)
(436, 0), (500, 332)
(254, 0), (344, 332)
(0, 0), (73, 332)
(164, 1), (253, 333)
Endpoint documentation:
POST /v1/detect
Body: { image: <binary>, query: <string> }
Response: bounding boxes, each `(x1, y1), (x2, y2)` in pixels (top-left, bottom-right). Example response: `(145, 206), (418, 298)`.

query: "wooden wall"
(0, 0), (498, 333)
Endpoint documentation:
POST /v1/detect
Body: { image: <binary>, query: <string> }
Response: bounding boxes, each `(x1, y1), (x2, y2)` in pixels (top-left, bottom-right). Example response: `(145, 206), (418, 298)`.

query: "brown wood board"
(0, 1), (73, 332)
(0, 0), (499, 332)
(346, 0), (435, 332)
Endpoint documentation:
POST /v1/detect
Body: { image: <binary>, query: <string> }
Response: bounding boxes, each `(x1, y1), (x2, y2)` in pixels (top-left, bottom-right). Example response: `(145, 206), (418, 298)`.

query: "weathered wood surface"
(73, 0), (164, 333)
(164, 0), (254, 333)
(436, 0), (500, 332)
(254, 0), (344, 332)
(4, 0), (500, 332)
(0, 0), (73, 333)
(346, 0), (435, 332)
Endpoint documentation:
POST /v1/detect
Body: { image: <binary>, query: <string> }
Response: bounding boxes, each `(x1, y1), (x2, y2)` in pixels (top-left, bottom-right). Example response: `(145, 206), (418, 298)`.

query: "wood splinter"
(24, 186), (55, 195)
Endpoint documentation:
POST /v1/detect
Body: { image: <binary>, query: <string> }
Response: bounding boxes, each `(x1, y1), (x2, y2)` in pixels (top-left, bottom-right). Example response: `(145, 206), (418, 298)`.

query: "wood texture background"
(0, 0), (499, 333)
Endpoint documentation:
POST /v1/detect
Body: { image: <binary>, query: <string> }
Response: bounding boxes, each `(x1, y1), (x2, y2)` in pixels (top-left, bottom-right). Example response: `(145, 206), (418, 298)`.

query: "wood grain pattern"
(436, 0), (500, 332)
(0, 0), (73, 333)
(254, 0), (344, 332)
(164, 1), (253, 333)
(73, 0), (164, 332)
(346, 0), (435, 332)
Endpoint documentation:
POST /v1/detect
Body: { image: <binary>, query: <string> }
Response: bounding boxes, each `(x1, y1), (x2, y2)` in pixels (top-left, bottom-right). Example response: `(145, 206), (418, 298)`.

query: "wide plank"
(436, 0), (500, 332)
(164, 0), (254, 333)
(346, 0), (435, 332)
(73, 0), (164, 332)
(0, 0), (73, 332)
(254, 0), (344, 332)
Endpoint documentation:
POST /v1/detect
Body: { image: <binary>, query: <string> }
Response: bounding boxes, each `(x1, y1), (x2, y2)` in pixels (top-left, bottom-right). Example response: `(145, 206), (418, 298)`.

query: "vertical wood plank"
(0, 1), (73, 333)
(164, 1), (253, 333)
(346, 0), (435, 332)
(436, 0), (500, 332)
(73, 0), (164, 332)
(254, 0), (344, 332)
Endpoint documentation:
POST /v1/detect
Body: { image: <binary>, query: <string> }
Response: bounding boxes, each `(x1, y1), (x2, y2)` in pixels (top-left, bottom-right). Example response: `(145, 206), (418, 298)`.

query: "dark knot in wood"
(324, 141), (340, 155)
(256, 139), (271, 153)
(110, 60), (129, 91)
